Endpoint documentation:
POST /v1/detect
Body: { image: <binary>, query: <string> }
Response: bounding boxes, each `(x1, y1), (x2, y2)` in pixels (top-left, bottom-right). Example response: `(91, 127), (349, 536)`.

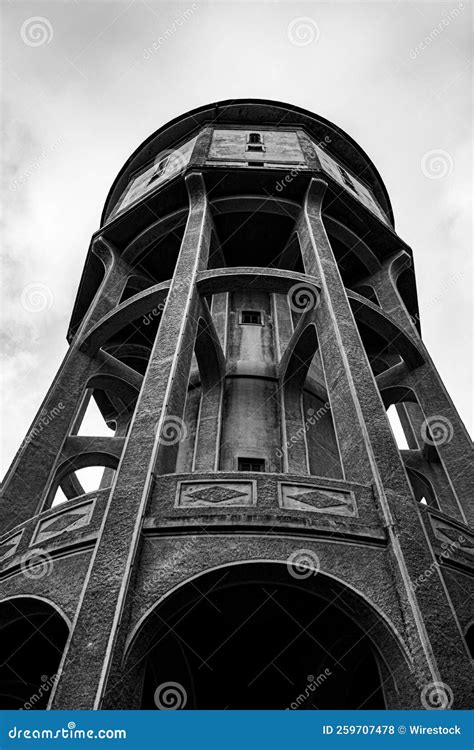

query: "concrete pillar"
(49, 172), (212, 709)
(297, 177), (472, 706)
(371, 258), (473, 525)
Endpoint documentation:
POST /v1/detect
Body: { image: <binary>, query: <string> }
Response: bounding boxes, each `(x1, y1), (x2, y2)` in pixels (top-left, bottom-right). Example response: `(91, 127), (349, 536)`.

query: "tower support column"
(49, 172), (212, 709)
(298, 178), (472, 706)
(371, 257), (473, 525)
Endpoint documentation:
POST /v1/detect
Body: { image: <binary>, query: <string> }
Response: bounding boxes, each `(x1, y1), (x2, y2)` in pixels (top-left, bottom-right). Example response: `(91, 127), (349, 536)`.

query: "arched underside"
(118, 562), (413, 710)
(0, 597), (69, 709)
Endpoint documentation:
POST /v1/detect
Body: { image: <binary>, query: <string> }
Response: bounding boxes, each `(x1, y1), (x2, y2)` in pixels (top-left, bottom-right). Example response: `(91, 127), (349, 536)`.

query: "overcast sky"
(1, 0), (472, 474)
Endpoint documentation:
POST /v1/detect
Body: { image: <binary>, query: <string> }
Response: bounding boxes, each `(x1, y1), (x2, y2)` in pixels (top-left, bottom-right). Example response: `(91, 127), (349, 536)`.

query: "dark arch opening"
(213, 211), (301, 270)
(136, 565), (385, 709)
(396, 267), (418, 324)
(406, 468), (439, 508)
(129, 222), (186, 286)
(353, 284), (380, 306)
(0, 598), (68, 709)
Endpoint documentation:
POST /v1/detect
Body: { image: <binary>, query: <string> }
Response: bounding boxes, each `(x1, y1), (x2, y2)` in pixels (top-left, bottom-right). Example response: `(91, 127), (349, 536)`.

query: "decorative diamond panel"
(280, 484), (356, 516)
(177, 481), (255, 508)
(0, 530), (23, 563)
(31, 499), (95, 546)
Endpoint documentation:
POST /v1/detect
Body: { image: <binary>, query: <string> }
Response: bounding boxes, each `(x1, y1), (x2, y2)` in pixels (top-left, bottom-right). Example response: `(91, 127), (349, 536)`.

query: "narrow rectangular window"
(241, 310), (262, 325)
(246, 132), (265, 152)
(238, 458), (265, 472)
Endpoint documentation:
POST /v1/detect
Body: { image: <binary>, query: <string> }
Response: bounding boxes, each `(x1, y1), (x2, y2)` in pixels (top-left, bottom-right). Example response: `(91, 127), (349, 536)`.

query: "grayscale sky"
(1, 0), (472, 474)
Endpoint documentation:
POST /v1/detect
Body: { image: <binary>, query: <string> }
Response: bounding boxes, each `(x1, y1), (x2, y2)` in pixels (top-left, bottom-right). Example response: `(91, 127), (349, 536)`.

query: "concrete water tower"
(1, 100), (472, 710)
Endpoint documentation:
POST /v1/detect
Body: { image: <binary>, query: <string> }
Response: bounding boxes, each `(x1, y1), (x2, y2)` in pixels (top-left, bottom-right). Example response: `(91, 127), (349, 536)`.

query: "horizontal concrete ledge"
(196, 267), (320, 296)
(0, 538), (96, 583)
(425, 505), (473, 535)
(154, 470), (372, 490)
(142, 519), (388, 548)
(79, 280), (171, 355)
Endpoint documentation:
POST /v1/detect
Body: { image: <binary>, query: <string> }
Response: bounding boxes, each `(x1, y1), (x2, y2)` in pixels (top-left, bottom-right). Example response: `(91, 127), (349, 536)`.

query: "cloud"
(1, 0), (472, 473)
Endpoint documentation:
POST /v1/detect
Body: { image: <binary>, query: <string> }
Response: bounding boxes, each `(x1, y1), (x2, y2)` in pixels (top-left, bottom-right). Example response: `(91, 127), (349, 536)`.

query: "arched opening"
(387, 404), (410, 450)
(322, 217), (378, 288)
(119, 274), (155, 304)
(353, 284), (380, 307)
(48, 452), (118, 508)
(396, 267), (418, 325)
(74, 389), (116, 437)
(176, 311), (225, 473)
(406, 468), (438, 508)
(213, 210), (301, 271)
(104, 343), (152, 377)
(280, 321), (342, 478)
(0, 597), (68, 709)
(128, 564), (394, 710)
